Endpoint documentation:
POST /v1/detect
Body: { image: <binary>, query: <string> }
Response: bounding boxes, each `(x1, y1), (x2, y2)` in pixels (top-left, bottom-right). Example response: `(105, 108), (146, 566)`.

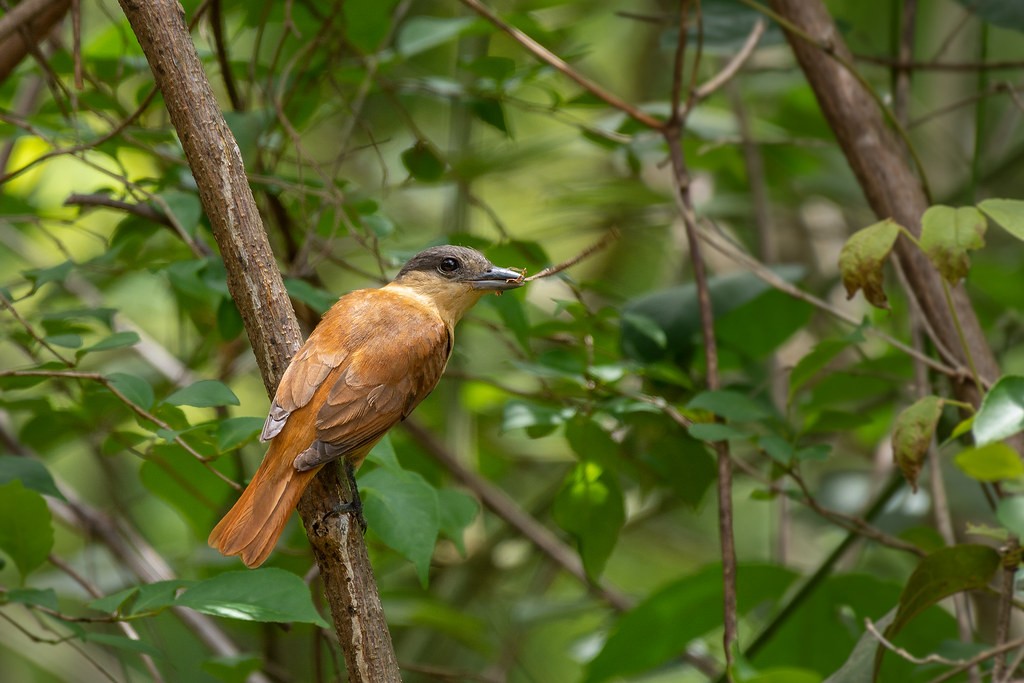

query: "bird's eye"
(438, 257), (460, 275)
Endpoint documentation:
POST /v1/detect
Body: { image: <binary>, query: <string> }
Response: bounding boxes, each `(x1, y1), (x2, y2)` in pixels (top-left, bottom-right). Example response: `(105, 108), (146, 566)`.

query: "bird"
(208, 245), (525, 567)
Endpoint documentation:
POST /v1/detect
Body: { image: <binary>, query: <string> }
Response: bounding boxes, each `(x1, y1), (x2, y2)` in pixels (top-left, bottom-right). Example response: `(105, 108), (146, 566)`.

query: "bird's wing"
(260, 289), (452, 463)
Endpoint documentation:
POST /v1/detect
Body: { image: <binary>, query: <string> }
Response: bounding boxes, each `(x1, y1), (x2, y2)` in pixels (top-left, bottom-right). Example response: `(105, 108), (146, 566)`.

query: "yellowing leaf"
(920, 205), (986, 284)
(891, 396), (944, 492)
(838, 219), (902, 309)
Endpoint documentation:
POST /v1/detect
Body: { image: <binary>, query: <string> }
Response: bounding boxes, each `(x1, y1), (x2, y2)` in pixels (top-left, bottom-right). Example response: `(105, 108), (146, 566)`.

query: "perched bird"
(209, 245), (524, 567)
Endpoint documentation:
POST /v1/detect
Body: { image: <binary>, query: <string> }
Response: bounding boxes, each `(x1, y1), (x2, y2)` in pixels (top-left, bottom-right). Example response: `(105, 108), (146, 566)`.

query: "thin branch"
(63, 193), (173, 227)
(0, 369), (241, 490)
(0, 290), (75, 366)
(993, 539), (1020, 681)
(524, 230), (619, 282)
(456, 0), (663, 130)
(694, 19), (766, 101)
(866, 617), (961, 667)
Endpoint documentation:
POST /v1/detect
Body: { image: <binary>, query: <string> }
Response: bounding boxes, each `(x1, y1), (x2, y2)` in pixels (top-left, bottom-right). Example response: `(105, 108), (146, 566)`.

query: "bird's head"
(388, 245), (525, 325)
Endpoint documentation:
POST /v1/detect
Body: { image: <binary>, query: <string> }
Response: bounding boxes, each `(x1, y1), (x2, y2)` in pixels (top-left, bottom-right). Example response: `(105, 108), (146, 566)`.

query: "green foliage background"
(3, 0), (1024, 681)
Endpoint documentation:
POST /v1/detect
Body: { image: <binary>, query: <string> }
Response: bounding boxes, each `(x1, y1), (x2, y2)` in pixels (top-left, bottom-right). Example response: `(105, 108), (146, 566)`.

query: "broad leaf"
(0, 456), (65, 500)
(164, 380), (240, 408)
(919, 205), (986, 284)
(954, 443), (1024, 482)
(973, 375), (1024, 445)
(687, 389), (772, 422)
(401, 141), (446, 182)
(176, 569), (328, 627)
(979, 198), (1024, 241)
(838, 219), (901, 309)
(876, 545), (1000, 677)
(0, 480), (54, 578)
(107, 372), (155, 410)
(552, 463), (625, 580)
(361, 467), (440, 586)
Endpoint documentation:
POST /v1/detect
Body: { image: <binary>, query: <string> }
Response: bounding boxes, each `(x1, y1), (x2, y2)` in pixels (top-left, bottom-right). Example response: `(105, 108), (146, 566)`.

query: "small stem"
(940, 279), (983, 393)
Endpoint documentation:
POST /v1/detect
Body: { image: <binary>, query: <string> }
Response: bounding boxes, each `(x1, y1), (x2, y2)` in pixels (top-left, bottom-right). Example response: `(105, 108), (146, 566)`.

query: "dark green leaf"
(688, 422), (749, 441)
(4, 587), (58, 611)
(361, 467), (440, 586)
(80, 331), (140, 354)
(0, 456), (65, 500)
(107, 372), (154, 410)
(974, 375), (1024, 445)
(585, 564), (797, 683)
(716, 288), (814, 360)
(470, 98), (509, 135)
(158, 190), (202, 237)
(164, 380), (240, 408)
(920, 205), (986, 285)
(891, 396), (944, 492)
(954, 443), (1024, 482)
(838, 218), (901, 309)
(284, 278), (337, 315)
(176, 568), (328, 627)
(877, 545), (1000, 677)
(954, 0), (1024, 31)
(216, 297), (244, 340)
(23, 260), (73, 293)
(788, 329), (863, 403)
(342, 0), (400, 53)
(0, 480), (54, 578)
(401, 141), (446, 181)
(553, 463), (625, 580)
(216, 417), (265, 452)
(202, 654), (263, 683)
(140, 444), (224, 536)
(365, 434), (401, 470)
(686, 389), (772, 422)
(437, 488), (479, 555)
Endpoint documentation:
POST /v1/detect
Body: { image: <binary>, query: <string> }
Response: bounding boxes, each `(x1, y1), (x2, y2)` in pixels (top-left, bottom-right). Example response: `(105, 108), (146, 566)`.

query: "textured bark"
(769, 0), (1000, 399)
(116, 1), (401, 680)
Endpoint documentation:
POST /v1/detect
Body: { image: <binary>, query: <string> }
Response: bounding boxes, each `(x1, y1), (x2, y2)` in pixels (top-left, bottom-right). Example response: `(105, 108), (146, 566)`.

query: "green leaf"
(788, 331), (863, 403)
(284, 277), (337, 315)
(140, 444), (224, 537)
(107, 372), (155, 410)
(838, 218), (902, 309)
(202, 654), (263, 683)
(974, 375), (1024, 445)
(877, 545), (1000, 677)
(216, 417), (265, 453)
(501, 400), (569, 435)
(437, 488), (479, 555)
(553, 463), (625, 580)
(919, 205), (987, 284)
(759, 434), (795, 464)
(0, 456), (65, 500)
(361, 467), (440, 586)
(621, 266), (805, 364)
(396, 16), (478, 57)
(891, 396), (944, 492)
(584, 564), (797, 683)
(157, 190), (202, 236)
(686, 389), (772, 422)
(979, 198), (1024, 241)
(688, 422), (749, 441)
(23, 260), (73, 293)
(0, 480), (54, 578)
(4, 587), (58, 611)
(342, 0), (400, 53)
(996, 497), (1024, 538)
(954, 443), (1024, 482)
(80, 331), (140, 355)
(164, 380), (240, 408)
(716, 288), (814, 360)
(824, 610), (895, 683)
(401, 141), (446, 181)
(470, 98), (509, 135)
(176, 568), (328, 627)
(364, 434), (401, 470)
(954, 0), (1024, 31)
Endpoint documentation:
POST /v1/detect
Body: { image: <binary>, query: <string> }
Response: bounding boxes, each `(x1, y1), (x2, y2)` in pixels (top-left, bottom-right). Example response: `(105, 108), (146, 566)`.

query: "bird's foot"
(320, 462), (366, 534)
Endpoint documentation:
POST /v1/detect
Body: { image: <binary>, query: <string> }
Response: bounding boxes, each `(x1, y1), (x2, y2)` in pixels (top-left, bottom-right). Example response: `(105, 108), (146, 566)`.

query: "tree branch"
(115, 1), (400, 679)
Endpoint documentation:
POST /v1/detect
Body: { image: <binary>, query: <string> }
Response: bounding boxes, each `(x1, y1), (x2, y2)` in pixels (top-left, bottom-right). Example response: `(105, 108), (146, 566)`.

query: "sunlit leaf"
(954, 443), (1024, 482)
(553, 462), (624, 580)
(176, 569), (328, 627)
(973, 375), (1024, 445)
(979, 198), (1024, 241)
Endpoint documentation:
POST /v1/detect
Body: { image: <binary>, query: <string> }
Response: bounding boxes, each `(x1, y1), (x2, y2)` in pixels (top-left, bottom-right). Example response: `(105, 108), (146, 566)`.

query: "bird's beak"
(466, 265), (526, 291)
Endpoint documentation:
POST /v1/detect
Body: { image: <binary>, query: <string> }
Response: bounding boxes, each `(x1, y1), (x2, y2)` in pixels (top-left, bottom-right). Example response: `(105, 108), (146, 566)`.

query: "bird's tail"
(208, 442), (321, 568)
